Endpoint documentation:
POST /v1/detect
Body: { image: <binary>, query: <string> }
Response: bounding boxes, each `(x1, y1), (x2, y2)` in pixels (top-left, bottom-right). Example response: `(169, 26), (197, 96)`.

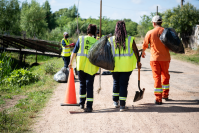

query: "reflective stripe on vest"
(110, 36), (133, 57)
(80, 94), (86, 98)
(77, 36), (87, 57)
(108, 36), (137, 72)
(162, 84), (169, 89)
(87, 98), (93, 102)
(76, 36), (99, 75)
(113, 93), (119, 96)
(154, 88), (163, 93)
(119, 97), (126, 101)
(61, 38), (71, 57)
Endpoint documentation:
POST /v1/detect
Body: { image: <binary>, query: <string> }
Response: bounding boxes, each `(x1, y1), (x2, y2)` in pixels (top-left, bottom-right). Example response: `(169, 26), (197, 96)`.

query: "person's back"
(143, 27), (170, 61)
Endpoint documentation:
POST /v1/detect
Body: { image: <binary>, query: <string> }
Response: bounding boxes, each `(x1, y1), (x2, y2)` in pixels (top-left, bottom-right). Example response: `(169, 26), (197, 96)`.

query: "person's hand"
(137, 62), (142, 69)
(68, 64), (72, 69)
(142, 51), (146, 58)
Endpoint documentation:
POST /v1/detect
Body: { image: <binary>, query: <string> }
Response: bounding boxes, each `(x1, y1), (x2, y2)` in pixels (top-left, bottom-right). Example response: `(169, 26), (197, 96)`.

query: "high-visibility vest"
(76, 36), (99, 75)
(108, 36), (137, 72)
(61, 38), (71, 57)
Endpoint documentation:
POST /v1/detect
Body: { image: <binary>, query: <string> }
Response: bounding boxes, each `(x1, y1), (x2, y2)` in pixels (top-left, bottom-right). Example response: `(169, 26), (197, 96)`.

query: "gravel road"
(32, 51), (199, 133)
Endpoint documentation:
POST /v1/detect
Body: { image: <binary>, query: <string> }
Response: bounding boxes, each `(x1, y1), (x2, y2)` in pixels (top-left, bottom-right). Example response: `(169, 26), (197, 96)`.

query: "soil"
(0, 95), (27, 112)
(32, 51), (199, 133)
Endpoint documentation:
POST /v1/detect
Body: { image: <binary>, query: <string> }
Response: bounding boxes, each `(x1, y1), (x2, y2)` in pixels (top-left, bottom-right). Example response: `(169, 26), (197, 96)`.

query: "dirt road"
(32, 51), (199, 133)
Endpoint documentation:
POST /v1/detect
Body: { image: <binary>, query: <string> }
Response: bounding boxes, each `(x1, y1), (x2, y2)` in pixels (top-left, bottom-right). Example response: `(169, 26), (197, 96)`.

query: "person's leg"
(150, 61), (163, 104)
(160, 61), (170, 99)
(119, 71), (132, 107)
(62, 56), (67, 68)
(112, 72), (120, 103)
(85, 73), (95, 111)
(78, 70), (87, 107)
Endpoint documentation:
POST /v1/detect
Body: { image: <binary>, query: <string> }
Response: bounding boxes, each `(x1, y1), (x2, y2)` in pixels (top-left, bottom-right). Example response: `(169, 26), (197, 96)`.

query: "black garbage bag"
(88, 35), (115, 70)
(160, 28), (185, 53)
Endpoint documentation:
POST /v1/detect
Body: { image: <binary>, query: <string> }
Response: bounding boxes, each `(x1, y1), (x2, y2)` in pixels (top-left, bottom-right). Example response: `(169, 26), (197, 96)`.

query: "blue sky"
(21, 0), (199, 23)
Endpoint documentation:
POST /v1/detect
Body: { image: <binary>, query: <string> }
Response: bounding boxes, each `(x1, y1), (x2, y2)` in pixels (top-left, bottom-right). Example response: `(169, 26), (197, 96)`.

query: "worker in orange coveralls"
(142, 15), (170, 105)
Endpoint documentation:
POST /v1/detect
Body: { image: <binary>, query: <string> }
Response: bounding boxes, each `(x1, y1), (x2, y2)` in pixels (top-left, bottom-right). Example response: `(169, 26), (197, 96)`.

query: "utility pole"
(181, 0), (184, 7)
(156, 6), (158, 15)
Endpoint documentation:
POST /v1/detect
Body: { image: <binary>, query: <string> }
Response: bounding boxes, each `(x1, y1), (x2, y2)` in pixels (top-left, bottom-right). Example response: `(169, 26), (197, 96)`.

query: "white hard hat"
(151, 15), (162, 22)
(63, 32), (68, 35)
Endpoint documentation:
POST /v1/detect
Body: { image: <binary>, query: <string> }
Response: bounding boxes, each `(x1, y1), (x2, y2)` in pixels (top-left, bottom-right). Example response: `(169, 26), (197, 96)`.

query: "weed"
(44, 62), (56, 75)
(2, 68), (39, 87)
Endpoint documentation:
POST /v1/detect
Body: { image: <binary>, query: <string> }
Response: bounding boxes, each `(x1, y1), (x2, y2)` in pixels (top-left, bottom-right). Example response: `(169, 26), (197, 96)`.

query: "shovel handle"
(138, 50), (142, 92)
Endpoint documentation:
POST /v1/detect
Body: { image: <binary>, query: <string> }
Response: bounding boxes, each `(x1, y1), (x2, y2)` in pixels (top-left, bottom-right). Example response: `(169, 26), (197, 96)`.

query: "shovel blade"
(133, 88), (145, 102)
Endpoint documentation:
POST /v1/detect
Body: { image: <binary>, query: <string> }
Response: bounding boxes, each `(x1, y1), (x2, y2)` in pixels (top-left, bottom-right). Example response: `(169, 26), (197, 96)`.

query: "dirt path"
(32, 51), (199, 133)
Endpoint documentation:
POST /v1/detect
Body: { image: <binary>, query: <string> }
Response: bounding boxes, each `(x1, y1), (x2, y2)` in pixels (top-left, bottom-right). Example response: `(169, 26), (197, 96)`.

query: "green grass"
(0, 52), (64, 132)
(169, 48), (199, 65)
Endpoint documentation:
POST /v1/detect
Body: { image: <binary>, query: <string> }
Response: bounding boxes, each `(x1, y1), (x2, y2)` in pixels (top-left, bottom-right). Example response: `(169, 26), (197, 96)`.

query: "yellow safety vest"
(61, 38), (71, 57)
(76, 36), (99, 75)
(108, 36), (137, 72)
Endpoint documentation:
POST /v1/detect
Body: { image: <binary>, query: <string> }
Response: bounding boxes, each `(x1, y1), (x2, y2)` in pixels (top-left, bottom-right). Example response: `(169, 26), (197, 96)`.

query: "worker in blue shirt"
(61, 32), (71, 68)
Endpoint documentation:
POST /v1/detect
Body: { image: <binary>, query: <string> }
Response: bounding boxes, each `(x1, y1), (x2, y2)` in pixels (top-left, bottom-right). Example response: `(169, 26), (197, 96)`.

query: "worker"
(142, 15), (170, 105)
(68, 24), (99, 112)
(108, 21), (140, 112)
(96, 29), (100, 40)
(61, 32), (71, 68)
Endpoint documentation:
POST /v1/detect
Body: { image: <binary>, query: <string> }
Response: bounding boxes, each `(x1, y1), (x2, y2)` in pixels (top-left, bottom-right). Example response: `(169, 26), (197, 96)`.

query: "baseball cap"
(151, 15), (162, 22)
(63, 32), (68, 35)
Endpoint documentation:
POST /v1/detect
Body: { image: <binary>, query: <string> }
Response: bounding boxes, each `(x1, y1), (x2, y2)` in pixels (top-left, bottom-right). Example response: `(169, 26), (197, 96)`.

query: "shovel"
(133, 49), (145, 102)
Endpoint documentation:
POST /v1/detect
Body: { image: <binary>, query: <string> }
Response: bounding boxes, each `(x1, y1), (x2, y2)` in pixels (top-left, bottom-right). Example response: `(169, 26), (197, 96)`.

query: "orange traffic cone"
(61, 68), (79, 106)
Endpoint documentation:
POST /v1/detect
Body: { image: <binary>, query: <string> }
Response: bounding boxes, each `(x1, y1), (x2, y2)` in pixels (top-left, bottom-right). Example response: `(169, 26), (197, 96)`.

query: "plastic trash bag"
(88, 35), (115, 70)
(160, 28), (185, 53)
(53, 67), (69, 83)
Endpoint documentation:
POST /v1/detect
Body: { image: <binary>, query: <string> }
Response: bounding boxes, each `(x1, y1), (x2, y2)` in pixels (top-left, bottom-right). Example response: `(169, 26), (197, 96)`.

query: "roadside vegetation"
(0, 52), (63, 132)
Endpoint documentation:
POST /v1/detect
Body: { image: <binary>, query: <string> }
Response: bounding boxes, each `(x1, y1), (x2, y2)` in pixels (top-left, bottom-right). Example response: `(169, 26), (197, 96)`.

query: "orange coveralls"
(142, 27), (171, 103)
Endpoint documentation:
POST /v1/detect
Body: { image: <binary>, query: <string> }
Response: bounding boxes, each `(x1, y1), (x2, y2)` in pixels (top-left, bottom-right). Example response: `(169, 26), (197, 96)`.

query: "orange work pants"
(150, 61), (170, 102)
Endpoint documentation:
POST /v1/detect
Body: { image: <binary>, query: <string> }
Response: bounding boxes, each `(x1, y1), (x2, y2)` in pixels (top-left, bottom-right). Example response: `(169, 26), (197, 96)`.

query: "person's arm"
(142, 32), (150, 58)
(68, 38), (80, 69)
(68, 52), (76, 69)
(132, 40), (141, 69)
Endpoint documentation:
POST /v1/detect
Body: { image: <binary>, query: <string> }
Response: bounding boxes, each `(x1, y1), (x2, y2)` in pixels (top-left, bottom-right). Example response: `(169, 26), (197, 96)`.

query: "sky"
(21, 0), (199, 23)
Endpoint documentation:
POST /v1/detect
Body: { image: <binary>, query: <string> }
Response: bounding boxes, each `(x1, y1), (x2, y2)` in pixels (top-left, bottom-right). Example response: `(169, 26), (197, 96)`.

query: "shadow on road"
(68, 99), (199, 114)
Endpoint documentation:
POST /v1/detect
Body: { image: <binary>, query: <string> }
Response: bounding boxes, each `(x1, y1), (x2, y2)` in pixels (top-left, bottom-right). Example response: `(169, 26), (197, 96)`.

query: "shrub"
(0, 52), (14, 84)
(2, 68), (39, 87)
(44, 63), (56, 75)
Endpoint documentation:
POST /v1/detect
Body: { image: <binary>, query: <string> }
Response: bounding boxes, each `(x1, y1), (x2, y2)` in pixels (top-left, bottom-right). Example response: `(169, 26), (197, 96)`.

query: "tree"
(20, 0), (47, 37)
(162, 2), (199, 47)
(43, 0), (57, 30)
(0, 0), (21, 35)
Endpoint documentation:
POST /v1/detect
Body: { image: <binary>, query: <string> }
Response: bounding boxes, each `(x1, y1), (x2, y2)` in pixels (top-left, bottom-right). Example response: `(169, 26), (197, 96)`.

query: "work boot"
(113, 101), (119, 108)
(80, 104), (84, 109)
(120, 106), (128, 112)
(155, 100), (162, 105)
(84, 107), (93, 112)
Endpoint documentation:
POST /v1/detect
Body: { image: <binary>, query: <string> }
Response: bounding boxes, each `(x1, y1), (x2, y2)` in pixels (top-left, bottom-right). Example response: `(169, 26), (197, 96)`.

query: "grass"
(0, 52), (64, 132)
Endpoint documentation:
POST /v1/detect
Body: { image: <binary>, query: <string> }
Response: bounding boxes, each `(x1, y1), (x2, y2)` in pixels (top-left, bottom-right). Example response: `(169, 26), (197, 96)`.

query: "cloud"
(131, 0), (142, 4)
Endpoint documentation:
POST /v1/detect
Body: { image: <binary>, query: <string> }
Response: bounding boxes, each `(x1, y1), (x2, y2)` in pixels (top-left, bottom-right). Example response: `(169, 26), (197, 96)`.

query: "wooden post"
(34, 33), (37, 63)
(23, 32), (26, 66)
(98, 0), (102, 91)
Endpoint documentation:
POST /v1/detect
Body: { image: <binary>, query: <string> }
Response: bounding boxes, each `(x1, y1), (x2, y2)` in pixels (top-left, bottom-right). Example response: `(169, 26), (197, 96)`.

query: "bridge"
(0, 35), (62, 65)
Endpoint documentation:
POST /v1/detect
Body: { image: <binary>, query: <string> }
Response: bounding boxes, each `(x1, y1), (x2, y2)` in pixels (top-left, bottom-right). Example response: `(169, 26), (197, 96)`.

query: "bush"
(2, 68), (39, 87)
(0, 52), (14, 84)
(44, 63), (56, 75)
